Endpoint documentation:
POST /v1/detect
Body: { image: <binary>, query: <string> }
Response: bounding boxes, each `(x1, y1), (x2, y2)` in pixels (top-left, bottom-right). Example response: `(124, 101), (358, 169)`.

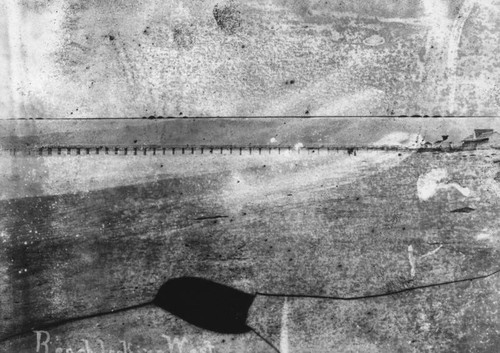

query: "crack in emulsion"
(2, 268), (500, 346)
(256, 267), (500, 301)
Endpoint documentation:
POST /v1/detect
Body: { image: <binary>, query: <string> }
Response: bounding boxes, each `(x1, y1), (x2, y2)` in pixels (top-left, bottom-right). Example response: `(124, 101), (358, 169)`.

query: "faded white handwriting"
(34, 331), (215, 353)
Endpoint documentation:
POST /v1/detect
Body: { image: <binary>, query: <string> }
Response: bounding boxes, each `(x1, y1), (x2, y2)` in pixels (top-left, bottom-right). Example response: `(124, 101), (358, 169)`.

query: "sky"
(1, 0), (499, 118)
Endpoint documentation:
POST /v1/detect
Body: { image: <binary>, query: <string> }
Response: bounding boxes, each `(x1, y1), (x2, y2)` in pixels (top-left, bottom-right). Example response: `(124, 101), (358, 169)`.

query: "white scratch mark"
(408, 245), (416, 278)
(422, 0), (450, 56)
(280, 298), (290, 353)
(294, 142), (303, 151)
(420, 245), (443, 259)
(446, 182), (471, 197)
(447, 0), (477, 113)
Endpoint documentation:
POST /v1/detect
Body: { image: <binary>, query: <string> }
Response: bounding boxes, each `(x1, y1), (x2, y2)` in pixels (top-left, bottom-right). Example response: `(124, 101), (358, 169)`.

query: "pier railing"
(0, 144), (493, 156)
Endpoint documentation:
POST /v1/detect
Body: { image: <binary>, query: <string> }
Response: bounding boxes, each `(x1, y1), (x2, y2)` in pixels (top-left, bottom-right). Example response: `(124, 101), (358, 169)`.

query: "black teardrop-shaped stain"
(153, 277), (255, 334)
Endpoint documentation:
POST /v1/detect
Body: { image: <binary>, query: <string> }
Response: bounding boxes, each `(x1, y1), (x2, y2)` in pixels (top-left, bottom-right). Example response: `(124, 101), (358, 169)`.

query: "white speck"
(476, 232), (491, 240)
(408, 245), (416, 278)
(23, 241), (27, 245)
(270, 137), (277, 144)
(294, 142), (304, 151)
(421, 322), (431, 332)
(418, 312), (431, 332)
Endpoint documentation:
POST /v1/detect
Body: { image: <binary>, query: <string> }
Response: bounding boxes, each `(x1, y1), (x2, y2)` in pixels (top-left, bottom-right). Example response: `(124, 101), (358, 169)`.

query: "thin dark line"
(1, 145), (410, 149)
(0, 301), (153, 343)
(2, 269), (499, 343)
(256, 268), (500, 301)
(248, 326), (281, 353)
(193, 215), (229, 221)
(2, 116), (500, 120)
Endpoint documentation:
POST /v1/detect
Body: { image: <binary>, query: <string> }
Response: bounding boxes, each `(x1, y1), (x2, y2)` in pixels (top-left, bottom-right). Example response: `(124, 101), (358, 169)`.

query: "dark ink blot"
(108, 35), (115, 41)
(213, 3), (241, 34)
(154, 277), (255, 334)
(450, 206), (475, 213)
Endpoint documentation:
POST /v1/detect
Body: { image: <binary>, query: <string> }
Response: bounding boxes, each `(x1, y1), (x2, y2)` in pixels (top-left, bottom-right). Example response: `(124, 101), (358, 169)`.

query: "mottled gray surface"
(1, 0), (500, 350)
(1, 0), (500, 118)
(1, 142), (499, 352)
(2, 117), (500, 149)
